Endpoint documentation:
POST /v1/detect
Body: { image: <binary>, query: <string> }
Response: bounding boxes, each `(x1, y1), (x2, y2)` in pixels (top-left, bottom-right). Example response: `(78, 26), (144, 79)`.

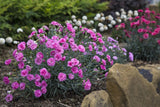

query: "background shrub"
(111, 8), (160, 62)
(100, 0), (149, 17)
(0, 0), (109, 41)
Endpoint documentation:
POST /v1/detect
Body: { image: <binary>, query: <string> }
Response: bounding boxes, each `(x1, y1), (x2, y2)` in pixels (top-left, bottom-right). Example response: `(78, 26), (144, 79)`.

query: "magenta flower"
(71, 58), (79, 66)
(84, 79), (91, 90)
(93, 55), (100, 62)
(5, 59), (12, 65)
(35, 57), (43, 65)
(11, 82), (19, 90)
(41, 80), (47, 87)
(143, 33), (149, 39)
(41, 86), (47, 94)
(44, 72), (51, 79)
(35, 81), (41, 87)
(61, 56), (66, 61)
(71, 67), (79, 74)
(20, 82), (25, 90)
(5, 94), (13, 102)
(78, 45), (85, 52)
(102, 59), (106, 65)
(47, 57), (55, 66)
(35, 74), (41, 81)
(36, 52), (44, 59)
(62, 43), (69, 50)
(100, 64), (106, 70)
(34, 89), (42, 98)
(58, 72), (67, 82)
(38, 29), (44, 34)
(18, 61), (25, 69)
(18, 42), (26, 51)
(12, 49), (17, 58)
(88, 45), (93, 51)
(40, 68), (48, 77)
(157, 40), (160, 45)
(68, 73), (74, 80)
(105, 72), (108, 77)
(98, 38), (104, 44)
(129, 52), (134, 61)
(27, 74), (35, 81)
(106, 55), (111, 62)
(26, 65), (31, 71)
(54, 53), (62, 61)
(21, 69), (28, 77)
(78, 69), (83, 78)
(15, 52), (24, 62)
(3, 76), (10, 85)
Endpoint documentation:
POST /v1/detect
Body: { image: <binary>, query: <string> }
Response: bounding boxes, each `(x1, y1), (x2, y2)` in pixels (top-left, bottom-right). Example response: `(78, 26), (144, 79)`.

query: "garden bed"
(0, 45), (159, 107)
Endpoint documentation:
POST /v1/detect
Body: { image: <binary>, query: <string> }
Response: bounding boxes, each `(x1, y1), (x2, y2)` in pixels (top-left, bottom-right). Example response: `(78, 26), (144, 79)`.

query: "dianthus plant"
(3, 21), (132, 102)
(112, 8), (160, 61)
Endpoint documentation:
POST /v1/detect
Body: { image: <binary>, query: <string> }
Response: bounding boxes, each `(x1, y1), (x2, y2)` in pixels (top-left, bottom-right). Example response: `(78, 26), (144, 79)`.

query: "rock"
(138, 65), (160, 94)
(106, 63), (160, 107)
(81, 90), (113, 107)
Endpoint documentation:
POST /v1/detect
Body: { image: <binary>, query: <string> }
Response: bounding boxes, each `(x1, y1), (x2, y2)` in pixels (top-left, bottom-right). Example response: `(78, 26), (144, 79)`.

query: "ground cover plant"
(2, 21), (133, 102)
(112, 8), (160, 62)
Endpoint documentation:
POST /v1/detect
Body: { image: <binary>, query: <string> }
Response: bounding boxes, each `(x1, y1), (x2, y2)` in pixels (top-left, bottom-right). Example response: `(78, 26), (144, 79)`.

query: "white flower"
(6, 37), (13, 44)
(108, 15), (113, 21)
(98, 23), (103, 27)
(90, 20), (94, 24)
(82, 20), (86, 24)
(120, 8), (124, 12)
(101, 13), (104, 17)
(115, 11), (120, 16)
(82, 16), (87, 20)
(99, 27), (104, 32)
(134, 12), (138, 16)
(121, 15), (127, 19)
(121, 11), (126, 15)
(13, 41), (19, 45)
(101, 17), (105, 21)
(104, 26), (108, 30)
(17, 28), (23, 33)
(96, 13), (101, 18)
(31, 27), (36, 31)
(116, 19), (122, 23)
(34, 41), (38, 45)
(76, 20), (82, 26)
(92, 29), (96, 32)
(73, 19), (77, 23)
(7, 91), (11, 94)
(128, 10), (133, 15)
(0, 38), (5, 45)
(71, 15), (76, 19)
(134, 10), (138, 13)
(94, 16), (99, 21)
(111, 20), (116, 25)
(74, 26), (78, 30)
(108, 24), (113, 28)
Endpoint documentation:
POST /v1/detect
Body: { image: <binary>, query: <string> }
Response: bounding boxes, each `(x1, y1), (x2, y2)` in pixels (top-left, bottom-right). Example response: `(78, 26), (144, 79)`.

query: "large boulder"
(106, 63), (160, 107)
(81, 90), (113, 107)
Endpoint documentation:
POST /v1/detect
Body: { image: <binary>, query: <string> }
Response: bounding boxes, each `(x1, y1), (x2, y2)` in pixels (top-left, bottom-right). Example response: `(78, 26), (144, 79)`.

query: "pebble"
(157, 67), (160, 70)
(0, 104), (8, 107)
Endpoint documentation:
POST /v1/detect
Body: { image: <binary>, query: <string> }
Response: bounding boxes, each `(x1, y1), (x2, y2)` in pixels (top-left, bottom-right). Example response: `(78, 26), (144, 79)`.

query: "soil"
(0, 45), (160, 107)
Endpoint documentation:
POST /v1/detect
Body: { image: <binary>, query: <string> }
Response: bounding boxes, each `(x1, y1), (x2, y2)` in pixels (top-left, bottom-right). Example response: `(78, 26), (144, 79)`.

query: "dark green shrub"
(0, 0), (108, 41)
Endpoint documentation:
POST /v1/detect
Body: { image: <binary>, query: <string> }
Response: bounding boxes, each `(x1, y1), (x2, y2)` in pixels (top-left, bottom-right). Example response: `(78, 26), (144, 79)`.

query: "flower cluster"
(112, 8), (160, 61)
(66, 8), (139, 32)
(3, 21), (132, 102)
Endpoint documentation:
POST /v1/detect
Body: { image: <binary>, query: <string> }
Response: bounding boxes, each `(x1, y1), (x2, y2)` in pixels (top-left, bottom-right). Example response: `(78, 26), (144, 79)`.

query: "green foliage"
(0, 0), (109, 41)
